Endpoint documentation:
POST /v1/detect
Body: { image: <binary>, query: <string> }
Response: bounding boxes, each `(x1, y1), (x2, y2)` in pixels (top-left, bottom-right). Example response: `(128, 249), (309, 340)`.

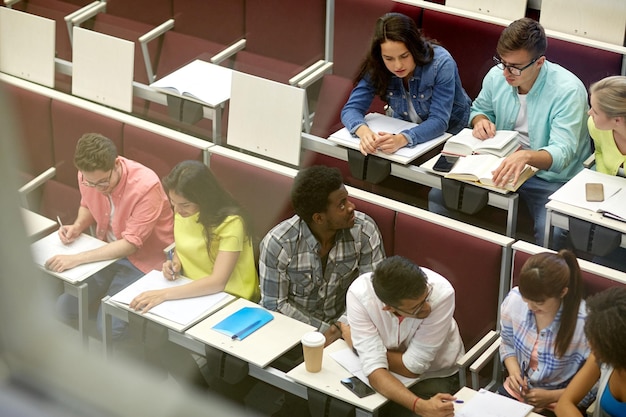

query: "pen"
(167, 248), (177, 281)
(56, 216), (66, 240)
(520, 360), (527, 393)
(231, 320), (262, 340)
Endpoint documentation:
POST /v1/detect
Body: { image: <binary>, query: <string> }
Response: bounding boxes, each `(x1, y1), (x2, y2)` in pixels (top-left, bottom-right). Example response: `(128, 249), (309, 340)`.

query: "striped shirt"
(259, 212), (385, 332)
(500, 287), (590, 391)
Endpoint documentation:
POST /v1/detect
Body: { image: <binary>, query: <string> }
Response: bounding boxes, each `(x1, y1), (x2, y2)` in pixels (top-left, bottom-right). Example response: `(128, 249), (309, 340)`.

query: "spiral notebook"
(212, 306), (274, 340)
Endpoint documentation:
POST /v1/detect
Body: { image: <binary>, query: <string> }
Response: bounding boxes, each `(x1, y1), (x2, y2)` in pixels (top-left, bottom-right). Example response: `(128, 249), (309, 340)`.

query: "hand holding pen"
(56, 216), (77, 244)
(165, 248), (179, 281)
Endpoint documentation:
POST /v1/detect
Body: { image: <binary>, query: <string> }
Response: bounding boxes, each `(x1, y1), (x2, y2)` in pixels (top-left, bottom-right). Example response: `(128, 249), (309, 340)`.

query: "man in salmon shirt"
(46, 133), (173, 340)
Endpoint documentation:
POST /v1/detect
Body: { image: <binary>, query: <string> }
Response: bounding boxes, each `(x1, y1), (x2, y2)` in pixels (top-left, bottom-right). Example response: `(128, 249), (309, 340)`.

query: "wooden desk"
(30, 231), (117, 345)
(21, 208), (56, 241)
(421, 153), (520, 238)
(287, 339), (392, 417)
(453, 386), (543, 417)
(150, 59), (232, 142)
(185, 298), (315, 368)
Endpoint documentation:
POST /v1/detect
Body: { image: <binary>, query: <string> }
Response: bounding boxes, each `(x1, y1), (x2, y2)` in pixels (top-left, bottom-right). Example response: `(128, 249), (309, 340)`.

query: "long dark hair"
(356, 12), (435, 99)
(518, 250), (583, 358)
(162, 160), (251, 258)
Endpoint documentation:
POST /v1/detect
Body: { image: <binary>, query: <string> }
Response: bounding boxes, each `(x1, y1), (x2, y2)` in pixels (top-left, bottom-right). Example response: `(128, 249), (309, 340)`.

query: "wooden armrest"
(210, 39), (247, 65)
(456, 330), (499, 388)
(4, 0), (22, 7)
(469, 336), (502, 389)
(18, 167), (56, 209)
(583, 154), (596, 169)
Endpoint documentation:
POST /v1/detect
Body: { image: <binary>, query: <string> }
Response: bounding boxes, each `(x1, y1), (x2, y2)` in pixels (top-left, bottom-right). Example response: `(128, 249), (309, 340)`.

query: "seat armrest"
(583, 154), (596, 169)
(139, 19), (175, 83)
(18, 167), (56, 209)
(469, 336), (502, 390)
(64, 1), (104, 45)
(4, 0), (22, 7)
(163, 242), (176, 255)
(456, 330), (499, 388)
(210, 39), (247, 65)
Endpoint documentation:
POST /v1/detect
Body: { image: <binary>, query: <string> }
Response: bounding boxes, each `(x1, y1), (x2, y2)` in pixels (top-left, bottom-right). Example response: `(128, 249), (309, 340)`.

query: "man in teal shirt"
(430, 18), (590, 246)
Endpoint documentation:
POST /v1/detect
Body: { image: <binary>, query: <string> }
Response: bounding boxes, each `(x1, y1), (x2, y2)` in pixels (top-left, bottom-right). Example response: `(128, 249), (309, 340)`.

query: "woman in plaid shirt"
(498, 250), (592, 416)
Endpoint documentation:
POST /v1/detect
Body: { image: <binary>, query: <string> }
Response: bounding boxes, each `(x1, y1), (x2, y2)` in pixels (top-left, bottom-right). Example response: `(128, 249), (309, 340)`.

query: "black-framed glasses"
(80, 169), (113, 189)
(390, 284), (433, 317)
(493, 55), (540, 76)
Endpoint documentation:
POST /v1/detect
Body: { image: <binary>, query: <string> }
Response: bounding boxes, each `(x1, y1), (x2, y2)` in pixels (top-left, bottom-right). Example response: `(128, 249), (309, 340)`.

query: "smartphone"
(585, 182), (604, 202)
(433, 155), (460, 173)
(340, 376), (376, 398)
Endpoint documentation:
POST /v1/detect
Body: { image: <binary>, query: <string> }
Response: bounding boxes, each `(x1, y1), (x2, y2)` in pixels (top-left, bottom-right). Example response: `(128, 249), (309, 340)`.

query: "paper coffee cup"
(301, 331), (325, 373)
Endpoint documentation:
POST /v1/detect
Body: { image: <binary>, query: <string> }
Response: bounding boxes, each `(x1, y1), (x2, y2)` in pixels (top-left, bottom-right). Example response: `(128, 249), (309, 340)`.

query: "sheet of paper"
(30, 232), (112, 283)
(456, 388), (533, 417)
(111, 270), (229, 326)
(330, 348), (418, 387)
(548, 168), (622, 211)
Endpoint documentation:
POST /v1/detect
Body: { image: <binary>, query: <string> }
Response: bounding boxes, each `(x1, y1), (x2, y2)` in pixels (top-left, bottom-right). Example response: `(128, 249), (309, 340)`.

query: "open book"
(442, 128), (520, 157)
(149, 59), (232, 106)
(445, 154), (536, 191)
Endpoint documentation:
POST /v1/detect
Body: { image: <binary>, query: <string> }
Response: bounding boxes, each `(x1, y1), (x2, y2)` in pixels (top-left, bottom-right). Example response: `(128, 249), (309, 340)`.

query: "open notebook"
(110, 270), (231, 327)
(456, 389), (533, 417)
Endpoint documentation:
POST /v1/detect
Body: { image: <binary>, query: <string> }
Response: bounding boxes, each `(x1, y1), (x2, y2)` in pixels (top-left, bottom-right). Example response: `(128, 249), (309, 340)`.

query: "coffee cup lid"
(301, 331), (326, 347)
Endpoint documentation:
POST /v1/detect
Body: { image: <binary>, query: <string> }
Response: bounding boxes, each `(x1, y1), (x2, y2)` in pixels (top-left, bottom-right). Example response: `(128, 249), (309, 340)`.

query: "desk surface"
(21, 208), (56, 240)
(150, 59), (232, 107)
(286, 339), (390, 412)
(185, 298), (315, 368)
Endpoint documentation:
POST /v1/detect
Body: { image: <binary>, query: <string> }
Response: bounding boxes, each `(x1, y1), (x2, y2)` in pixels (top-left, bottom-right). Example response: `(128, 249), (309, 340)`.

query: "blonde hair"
(589, 75), (626, 119)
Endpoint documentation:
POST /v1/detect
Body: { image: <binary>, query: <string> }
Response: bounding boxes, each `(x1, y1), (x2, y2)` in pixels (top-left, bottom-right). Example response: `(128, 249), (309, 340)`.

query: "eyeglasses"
(390, 284), (433, 317)
(493, 55), (540, 76)
(81, 169), (113, 189)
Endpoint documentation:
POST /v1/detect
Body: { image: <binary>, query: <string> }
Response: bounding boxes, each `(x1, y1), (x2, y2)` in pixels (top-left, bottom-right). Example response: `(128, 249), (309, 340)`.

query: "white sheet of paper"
(30, 232), (112, 283)
(455, 388), (533, 417)
(330, 348), (418, 387)
(110, 270), (229, 326)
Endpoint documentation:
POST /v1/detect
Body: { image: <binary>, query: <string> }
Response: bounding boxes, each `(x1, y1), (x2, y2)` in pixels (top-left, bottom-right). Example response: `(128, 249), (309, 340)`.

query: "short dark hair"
(372, 256), (428, 307)
(73, 133), (117, 172)
(291, 166), (343, 224)
(584, 286), (626, 370)
(496, 17), (547, 59)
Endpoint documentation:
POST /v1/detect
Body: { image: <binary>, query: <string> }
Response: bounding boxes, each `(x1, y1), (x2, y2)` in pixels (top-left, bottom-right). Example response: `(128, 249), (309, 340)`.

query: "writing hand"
(356, 125), (380, 155)
(162, 260), (180, 281)
(472, 119), (496, 140)
(416, 393), (456, 417)
(375, 132), (408, 154)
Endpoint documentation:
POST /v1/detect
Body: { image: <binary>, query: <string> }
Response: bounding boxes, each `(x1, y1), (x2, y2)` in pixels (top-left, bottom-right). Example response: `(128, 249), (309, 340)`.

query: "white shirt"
(346, 268), (464, 378)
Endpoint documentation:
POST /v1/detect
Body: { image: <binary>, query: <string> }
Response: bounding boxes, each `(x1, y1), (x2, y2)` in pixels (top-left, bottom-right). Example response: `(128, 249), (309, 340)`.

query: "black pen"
(231, 320), (261, 340)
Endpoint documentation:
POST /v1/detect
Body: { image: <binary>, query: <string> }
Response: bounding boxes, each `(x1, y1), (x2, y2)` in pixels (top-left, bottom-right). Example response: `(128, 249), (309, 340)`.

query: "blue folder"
(212, 307), (274, 340)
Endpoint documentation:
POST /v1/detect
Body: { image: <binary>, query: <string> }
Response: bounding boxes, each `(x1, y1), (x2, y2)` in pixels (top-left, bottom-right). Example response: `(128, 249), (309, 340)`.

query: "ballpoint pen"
(231, 320), (262, 340)
(167, 248), (177, 281)
(56, 216), (66, 240)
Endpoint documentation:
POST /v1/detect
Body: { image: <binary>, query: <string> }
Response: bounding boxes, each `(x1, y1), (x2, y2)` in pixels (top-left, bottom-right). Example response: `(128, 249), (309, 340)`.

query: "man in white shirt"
(343, 256), (464, 417)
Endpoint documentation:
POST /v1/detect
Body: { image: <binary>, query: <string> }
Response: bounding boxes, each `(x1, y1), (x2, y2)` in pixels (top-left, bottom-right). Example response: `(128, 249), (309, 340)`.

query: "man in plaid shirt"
(259, 166), (385, 345)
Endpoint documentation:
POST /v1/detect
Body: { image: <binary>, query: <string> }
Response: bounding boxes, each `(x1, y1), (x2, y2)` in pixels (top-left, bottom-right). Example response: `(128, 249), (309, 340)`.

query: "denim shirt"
(470, 61), (590, 183)
(341, 45), (471, 147)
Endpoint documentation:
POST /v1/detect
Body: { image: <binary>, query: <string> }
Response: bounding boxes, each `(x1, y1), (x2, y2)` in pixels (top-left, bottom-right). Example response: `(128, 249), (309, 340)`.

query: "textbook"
(149, 59), (232, 106)
(445, 154), (536, 192)
(212, 306), (274, 340)
(442, 128), (520, 157)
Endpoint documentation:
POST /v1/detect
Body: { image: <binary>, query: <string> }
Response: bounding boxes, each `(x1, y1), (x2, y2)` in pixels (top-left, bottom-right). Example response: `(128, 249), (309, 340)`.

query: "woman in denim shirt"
(341, 13), (471, 156)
